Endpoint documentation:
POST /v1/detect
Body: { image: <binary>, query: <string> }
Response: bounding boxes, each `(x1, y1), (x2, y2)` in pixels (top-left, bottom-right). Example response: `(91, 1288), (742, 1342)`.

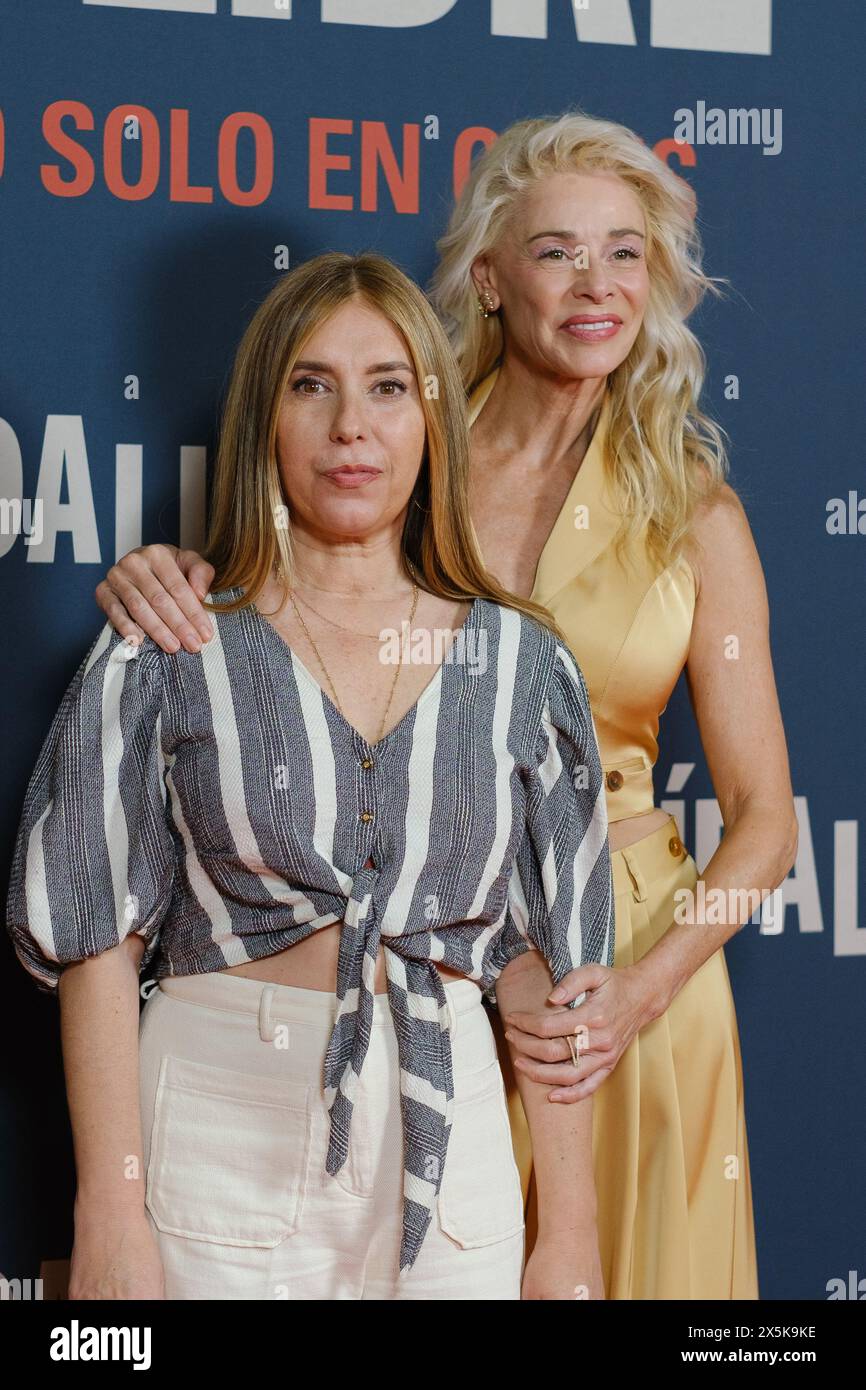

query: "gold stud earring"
(476, 290), (496, 318)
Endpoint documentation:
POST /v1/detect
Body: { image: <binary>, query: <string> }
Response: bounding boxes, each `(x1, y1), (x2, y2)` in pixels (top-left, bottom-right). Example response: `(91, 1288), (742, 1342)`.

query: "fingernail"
(186, 637), (202, 653)
(549, 988), (566, 1003)
(165, 638), (180, 653)
(504, 1031), (514, 1043)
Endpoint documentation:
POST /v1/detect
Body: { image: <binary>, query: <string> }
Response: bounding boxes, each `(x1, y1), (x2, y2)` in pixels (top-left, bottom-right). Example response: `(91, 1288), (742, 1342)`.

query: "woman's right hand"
(68, 1210), (166, 1300)
(94, 544), (216, 654)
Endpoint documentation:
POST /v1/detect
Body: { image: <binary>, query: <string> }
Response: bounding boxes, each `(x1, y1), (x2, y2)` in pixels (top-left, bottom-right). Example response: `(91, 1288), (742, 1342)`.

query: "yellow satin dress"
(469, 369), (759, 1300)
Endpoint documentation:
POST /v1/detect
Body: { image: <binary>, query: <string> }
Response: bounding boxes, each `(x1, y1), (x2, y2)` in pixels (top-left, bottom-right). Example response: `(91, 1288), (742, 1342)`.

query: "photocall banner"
(0, 0), (863, 1301)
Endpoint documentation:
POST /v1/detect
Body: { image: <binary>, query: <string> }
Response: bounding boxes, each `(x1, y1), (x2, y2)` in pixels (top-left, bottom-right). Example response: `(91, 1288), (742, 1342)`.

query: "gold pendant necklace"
(289, 582), (420, 744)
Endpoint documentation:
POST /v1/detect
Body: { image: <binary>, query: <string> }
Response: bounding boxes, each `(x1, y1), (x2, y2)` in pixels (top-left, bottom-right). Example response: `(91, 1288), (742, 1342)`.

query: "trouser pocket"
(145, 1054), (312, 1248)
(437, 1058), (525, 1249)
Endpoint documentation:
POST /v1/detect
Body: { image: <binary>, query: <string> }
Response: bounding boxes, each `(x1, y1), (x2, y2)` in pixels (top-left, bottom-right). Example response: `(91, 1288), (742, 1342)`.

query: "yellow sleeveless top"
(468, 368), (696, 824)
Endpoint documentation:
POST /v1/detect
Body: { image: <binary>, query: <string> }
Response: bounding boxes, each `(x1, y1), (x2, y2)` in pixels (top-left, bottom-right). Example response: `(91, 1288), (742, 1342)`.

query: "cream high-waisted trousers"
(138, 970), (525, 1299)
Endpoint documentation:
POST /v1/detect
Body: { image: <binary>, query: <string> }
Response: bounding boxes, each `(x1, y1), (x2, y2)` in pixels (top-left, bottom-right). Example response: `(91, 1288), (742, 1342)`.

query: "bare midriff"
(220, 922), (472, 996)
(220, 854), (477, 996)
(221, 811), (673, 995)
(608, 806), (673, 853)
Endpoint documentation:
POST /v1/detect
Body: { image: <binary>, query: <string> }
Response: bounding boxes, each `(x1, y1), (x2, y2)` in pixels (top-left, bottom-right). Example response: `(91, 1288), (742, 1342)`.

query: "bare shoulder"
(686, 480), (764, 602)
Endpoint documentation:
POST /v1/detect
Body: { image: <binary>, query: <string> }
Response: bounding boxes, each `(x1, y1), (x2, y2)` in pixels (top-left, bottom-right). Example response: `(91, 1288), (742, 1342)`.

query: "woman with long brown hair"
(90, 111), (796, 1299)
(6, 251), (614, 1300)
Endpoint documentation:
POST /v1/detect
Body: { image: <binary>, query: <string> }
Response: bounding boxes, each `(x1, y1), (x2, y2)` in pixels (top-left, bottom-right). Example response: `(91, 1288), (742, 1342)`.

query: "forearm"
(58, 934), (148, 1220)
(495, 950), (596, 1238)
(638, 800), (797, 1020)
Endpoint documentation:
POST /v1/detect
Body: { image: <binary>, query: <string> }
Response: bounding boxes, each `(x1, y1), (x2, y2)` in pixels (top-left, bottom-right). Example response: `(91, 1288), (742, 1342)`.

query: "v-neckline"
(239, 585), (481, 752)
(467, 367), (618, 607)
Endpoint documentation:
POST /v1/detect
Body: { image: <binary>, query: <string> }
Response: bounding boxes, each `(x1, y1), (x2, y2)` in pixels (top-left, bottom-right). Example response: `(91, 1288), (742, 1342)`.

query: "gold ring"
(566, 1033), (581, 1069)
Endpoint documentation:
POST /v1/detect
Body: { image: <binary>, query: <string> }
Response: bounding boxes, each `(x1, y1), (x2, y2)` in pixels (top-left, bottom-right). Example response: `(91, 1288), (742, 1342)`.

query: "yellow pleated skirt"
(492, 814), (759, 1300)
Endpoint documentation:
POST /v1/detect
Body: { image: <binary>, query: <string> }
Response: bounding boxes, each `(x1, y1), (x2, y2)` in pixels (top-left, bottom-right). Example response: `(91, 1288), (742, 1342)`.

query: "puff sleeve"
(5, 622), (176, 994)
(484, 641), (615, 1009)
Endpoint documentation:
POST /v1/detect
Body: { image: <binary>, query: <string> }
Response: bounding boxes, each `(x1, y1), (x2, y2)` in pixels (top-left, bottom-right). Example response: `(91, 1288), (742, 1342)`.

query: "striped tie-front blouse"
(6, 586), (615, 1273)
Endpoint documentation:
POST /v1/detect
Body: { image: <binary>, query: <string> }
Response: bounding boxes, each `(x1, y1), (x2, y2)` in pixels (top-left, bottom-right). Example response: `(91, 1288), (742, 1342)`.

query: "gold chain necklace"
(292, 586), (390, 640)
(289, 582), (420, 744)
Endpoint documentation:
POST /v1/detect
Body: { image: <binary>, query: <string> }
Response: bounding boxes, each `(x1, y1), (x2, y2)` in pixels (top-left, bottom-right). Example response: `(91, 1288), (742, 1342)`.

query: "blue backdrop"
(1, 0), (863, 1301)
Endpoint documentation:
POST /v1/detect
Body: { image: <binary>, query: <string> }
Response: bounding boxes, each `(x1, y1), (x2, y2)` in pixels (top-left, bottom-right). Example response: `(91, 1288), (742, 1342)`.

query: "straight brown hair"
(200, 250), (565, 640)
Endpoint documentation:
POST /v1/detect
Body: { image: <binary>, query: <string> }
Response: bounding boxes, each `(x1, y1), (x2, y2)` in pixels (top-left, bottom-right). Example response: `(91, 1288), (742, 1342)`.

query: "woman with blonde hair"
(6, 251), (614, 1300)
(90, 110), (795, 1299)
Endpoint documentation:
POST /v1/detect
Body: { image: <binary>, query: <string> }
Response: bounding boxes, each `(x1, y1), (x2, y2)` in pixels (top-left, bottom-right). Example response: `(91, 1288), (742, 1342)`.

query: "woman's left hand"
(502, 962), (662, 1102)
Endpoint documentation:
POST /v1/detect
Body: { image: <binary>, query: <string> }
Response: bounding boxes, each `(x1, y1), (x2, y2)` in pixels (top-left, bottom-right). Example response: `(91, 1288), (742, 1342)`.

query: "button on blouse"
(5, 588), (615, 1275)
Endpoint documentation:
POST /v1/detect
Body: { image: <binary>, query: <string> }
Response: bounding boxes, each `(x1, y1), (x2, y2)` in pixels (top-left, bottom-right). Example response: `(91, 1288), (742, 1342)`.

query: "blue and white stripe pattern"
(6, 587), (614, 1274)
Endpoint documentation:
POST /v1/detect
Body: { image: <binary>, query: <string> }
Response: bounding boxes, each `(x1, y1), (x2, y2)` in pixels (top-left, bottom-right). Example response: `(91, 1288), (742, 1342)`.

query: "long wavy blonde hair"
(429, 109), (730, 574)
(201, 250), (565, 637)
